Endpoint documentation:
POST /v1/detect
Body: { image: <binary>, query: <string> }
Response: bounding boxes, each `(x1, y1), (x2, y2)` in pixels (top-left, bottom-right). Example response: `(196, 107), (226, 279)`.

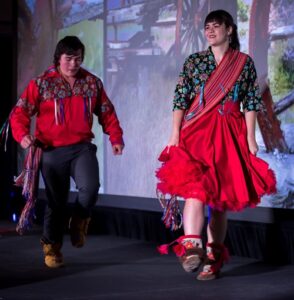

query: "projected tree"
(18, 0), (57, 94)
(172, 0), (207, 56)
(172, 0), (237, 56)
(249, 0), (293, 153)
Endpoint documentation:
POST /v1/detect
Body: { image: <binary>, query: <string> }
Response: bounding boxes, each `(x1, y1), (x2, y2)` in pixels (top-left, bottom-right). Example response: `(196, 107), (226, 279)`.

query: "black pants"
(40, 142), (100, 244)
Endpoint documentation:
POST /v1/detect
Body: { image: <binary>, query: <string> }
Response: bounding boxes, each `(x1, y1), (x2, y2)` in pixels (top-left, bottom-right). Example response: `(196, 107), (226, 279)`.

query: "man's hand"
(112, 144), (124, 155)
(20, 135), (35, 149)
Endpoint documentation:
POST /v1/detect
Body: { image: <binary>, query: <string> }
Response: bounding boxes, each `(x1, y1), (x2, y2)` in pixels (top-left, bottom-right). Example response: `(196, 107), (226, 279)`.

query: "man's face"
(59, 50), (83, 78)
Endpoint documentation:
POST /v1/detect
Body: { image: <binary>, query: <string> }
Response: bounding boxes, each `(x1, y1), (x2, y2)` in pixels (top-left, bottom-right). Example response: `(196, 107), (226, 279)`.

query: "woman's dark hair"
(53, 36), (85, 66)
(204, 10), (240, 50)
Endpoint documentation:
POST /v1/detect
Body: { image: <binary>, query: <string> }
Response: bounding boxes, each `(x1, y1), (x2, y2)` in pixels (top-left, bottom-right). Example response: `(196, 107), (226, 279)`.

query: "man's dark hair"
(53, 36), (85, 66)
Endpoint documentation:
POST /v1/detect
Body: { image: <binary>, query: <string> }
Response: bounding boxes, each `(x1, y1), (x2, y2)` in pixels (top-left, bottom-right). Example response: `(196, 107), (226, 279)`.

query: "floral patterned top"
(173, 47), (262, 112)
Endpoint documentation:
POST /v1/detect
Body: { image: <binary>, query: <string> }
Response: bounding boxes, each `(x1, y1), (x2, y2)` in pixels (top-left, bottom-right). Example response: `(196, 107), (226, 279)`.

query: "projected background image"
(18, 0), (294, 208)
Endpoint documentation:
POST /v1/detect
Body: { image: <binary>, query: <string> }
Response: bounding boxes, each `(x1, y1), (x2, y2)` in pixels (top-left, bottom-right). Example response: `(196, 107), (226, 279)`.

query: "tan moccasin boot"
(42, 243), (64, 268)
(69, 216), (91, 248)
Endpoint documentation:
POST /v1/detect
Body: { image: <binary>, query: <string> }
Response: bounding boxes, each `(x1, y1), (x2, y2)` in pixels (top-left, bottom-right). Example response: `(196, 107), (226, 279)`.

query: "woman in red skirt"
(156, 10), (276, 280)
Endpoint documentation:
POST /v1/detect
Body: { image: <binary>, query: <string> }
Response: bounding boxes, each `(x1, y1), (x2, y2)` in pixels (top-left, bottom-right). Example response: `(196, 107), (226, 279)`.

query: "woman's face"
(58, 49), (83, 79)
(204, 21), (232, 47)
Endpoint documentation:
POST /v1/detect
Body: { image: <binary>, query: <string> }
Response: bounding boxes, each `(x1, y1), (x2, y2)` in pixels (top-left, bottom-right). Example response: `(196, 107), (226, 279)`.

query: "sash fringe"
(0, 119), (9, 151)
(157, 189), (183, 231)
(84, 97), (93, 124)
(15, 145), (42, 234)
(54, 98), (65, 125)
(185, 83), (205, 121)
(233, 83), (239, 102)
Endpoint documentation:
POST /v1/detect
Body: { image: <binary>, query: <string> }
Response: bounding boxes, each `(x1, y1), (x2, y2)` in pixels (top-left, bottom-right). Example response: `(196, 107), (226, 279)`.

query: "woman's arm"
(168, 56), (195, 146)
(242, 56), (262, 156)
(245, 110), (259, 155)
(168, 109), (185, 146)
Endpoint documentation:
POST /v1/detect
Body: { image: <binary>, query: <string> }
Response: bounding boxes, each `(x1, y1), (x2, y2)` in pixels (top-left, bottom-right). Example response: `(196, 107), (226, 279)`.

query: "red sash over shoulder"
(182, 48), (248, 130)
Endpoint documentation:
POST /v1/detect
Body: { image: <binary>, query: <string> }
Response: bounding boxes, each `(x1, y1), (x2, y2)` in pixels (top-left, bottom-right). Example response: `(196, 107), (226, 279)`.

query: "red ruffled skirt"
(156, 101), (276, 211)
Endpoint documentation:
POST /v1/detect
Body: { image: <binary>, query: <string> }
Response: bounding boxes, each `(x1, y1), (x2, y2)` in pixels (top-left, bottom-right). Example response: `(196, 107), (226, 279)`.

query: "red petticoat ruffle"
(156, 146), (209, 201)
(156, 145), (276, 212)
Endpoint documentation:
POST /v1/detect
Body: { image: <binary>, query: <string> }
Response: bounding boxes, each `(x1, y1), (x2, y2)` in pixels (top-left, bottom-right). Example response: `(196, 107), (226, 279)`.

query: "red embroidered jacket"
(10, 66), (123, 147)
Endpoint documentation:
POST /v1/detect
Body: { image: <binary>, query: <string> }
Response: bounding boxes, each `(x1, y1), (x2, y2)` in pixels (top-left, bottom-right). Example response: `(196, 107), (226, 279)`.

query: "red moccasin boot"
(197, 242), (229, 280)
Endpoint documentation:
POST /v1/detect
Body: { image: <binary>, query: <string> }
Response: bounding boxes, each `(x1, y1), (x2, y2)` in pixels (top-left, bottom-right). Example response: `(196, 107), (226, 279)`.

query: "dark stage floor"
(1, 224), (294, 300)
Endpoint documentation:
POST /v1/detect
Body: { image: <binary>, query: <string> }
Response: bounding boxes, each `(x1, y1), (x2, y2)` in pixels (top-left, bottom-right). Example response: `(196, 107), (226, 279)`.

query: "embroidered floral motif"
(31, 67), (103, 125)
(183, 241), (195, 250)
(34, 68), (99, 102)
(16, 98), (36, 116)
(173, 47), (262, 112)
(101, 103), (110, 113)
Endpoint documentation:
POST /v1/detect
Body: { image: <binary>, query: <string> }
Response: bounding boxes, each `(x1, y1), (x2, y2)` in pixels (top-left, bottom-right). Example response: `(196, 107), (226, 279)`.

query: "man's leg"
(69, 143), (100, 247)
(40, 147), (71, 267)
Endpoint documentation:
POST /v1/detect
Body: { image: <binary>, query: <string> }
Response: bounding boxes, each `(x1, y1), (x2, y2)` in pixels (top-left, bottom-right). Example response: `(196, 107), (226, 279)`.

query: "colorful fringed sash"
(182, 48), (247, 129)
(157, 190), (182, 231)
(1, 111), (42, 234)
(15, 143), (42, 234)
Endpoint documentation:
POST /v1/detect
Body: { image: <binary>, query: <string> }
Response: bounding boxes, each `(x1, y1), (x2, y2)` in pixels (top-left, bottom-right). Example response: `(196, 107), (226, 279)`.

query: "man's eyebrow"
(64, 54), (82, 58)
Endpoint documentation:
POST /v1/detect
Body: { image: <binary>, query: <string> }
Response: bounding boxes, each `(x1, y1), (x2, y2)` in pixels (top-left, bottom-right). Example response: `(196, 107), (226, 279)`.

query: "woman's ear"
(227, 26), (233, 36)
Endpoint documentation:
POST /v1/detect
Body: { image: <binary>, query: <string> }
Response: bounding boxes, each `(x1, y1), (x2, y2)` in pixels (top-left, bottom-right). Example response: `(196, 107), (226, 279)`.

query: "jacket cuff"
(110, 136), (124, 146)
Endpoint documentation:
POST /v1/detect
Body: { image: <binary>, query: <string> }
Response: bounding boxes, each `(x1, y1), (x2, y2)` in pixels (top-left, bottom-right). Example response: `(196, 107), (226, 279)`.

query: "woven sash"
(182, 48), (248, 130)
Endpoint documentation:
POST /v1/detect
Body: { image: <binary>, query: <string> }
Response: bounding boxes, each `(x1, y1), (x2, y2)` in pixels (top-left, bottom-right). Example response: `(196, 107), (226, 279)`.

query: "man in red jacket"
(10, 36), (124, 268)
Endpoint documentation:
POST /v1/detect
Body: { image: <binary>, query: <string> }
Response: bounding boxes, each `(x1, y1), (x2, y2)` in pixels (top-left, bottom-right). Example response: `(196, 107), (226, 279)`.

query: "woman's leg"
(207, 209), (227, 244)
(179, 198), (205, 272)
(183, 198), (205, 236)
(198, 209), (228, 280)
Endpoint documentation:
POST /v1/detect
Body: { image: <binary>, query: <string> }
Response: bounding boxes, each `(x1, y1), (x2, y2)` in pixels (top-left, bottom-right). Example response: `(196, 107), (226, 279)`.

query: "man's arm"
(95, 81), (124, 155)
(10, 80), (39, 148)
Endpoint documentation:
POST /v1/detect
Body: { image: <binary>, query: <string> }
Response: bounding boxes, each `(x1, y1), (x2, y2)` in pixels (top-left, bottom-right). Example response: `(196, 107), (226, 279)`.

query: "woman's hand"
(167, 132), (180, 147)
(244, 111), (258, 155)
(167, 110), (185, 147)
(20, 135), (35, 149)
(247, 137), (259, 155)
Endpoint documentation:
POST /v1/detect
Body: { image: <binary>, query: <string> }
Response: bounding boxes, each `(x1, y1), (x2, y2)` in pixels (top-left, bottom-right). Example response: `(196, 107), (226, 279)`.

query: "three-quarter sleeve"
(173, 57), (194, 111)
(242, 57), (262, 112)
